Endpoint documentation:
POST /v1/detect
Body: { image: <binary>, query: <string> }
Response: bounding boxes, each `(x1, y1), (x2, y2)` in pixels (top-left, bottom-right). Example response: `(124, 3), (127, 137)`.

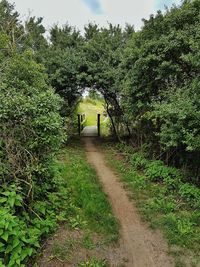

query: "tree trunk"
(104, 97), (118, 139)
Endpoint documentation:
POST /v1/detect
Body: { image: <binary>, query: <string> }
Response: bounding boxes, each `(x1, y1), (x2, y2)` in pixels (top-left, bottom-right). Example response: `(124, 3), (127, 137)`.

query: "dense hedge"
(0, 2), (65, 265)
(121, 1), (200, 179)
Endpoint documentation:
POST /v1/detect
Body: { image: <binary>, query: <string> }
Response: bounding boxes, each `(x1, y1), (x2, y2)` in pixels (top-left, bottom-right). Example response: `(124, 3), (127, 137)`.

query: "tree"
(83, 23), (134, 137)
(120, 0), (200, 178)
(41, 25), (85, 116)
(23, 16), (48, 55)
(0, 0), (24, 51)
(0, 50), (64, 199)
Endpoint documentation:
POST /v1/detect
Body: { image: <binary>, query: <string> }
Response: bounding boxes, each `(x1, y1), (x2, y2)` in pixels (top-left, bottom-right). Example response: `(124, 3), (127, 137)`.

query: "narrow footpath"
(84, 137), (174, 267)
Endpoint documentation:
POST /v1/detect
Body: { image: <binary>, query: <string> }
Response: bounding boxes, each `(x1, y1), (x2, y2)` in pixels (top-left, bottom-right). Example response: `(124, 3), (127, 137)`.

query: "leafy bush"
(179, 183), (200, 208)
(130, 152), (148, 170)
(0, 161), (79, 266)
(145, 161), (168, 181)
(0, 185), (39, 267)
(0, 47), (65, 265)
(145, 160), (181, 189)
(0, 51), (64, 197)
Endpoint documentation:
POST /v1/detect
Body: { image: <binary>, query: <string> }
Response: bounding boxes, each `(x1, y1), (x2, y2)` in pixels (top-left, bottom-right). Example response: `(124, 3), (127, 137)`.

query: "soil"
(38, 137), (175, 267)
(37, 225), (125, 267)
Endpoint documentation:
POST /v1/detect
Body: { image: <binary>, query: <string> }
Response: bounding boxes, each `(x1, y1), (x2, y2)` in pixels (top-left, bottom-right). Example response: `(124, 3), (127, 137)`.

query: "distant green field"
(77, 98), (110, 135)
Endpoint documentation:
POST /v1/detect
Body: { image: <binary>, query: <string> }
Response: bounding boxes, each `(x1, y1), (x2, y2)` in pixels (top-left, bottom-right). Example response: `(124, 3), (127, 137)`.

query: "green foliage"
(143, 197), (177, 215)
(0, 171), (68, 266)
(0, 0), (23, 50)
(179, 183), (200, 208)
(158, 213), (199, 249)
(0, 185), (38, 266)
(42, 24), (85, 116)
(151, 86), (200, 152)
(88, 89), (102, 100)
(130, 152), (148, 170)
(0, 140), (118, 266)
(145, 161), (181, 189)
(24, 16), (48, 54)
(82, 233), (95, 250)
(120, 0), (200, 179)
(106, 142), (200, 257)
(0, 4), (65, 265)
(0, 50), (64, 195)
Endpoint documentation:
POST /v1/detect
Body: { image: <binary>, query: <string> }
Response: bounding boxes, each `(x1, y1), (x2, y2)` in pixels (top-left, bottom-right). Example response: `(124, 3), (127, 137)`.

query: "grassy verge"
(57, 140), (118, 241)
(101, 141), (200, 267)
(36, 139), (118, 266)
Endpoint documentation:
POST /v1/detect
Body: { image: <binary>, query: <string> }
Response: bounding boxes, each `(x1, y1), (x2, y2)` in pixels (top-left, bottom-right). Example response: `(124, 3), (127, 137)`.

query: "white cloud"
(10, 0), (181, 32)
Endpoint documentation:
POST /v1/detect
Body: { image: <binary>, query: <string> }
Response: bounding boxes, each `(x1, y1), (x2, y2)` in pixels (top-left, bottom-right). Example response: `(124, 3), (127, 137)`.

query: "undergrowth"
(0, 140), (118, 266)
(104, 141), (200, 264)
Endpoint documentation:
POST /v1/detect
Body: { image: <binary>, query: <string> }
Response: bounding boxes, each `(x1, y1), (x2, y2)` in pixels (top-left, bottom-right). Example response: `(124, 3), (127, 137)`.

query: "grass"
(101, 141), (200, 266)
(57, 140), (119, 241)
(77, 257), (108, 267)
(81, 232), (96, 250)
(77, 98), (110, 136)
(46, 139), (119, 265)
(51, 237), (79, 262)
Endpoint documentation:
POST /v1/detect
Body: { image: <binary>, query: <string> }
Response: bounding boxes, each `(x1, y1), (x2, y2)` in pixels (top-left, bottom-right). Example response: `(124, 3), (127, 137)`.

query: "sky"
(10, 0), (182, 32)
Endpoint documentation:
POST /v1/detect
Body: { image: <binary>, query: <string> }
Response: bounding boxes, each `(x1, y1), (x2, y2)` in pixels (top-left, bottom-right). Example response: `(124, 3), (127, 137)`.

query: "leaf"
(12, 238), (20, 249)
(21, 247), (33, 261)
(0, 242), (5, 248)
(1, 232), (9, 242)
(0, 198), (7, 203)
(8, 197), (15, 208)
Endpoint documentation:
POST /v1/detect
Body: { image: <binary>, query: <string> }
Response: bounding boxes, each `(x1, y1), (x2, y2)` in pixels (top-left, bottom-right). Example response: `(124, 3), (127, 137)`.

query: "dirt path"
(84, 137), (174, 267)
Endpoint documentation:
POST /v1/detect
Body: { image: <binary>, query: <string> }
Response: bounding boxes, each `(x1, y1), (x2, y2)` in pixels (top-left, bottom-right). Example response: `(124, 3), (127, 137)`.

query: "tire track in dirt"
(84, 137), (174, 267)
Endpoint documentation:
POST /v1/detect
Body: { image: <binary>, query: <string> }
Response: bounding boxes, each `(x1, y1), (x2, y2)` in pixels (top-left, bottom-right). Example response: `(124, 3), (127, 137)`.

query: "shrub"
(0, 51), (65, 266)
(145, 161), (168, 182)
(0, 185), (39, 267)
(0, 51), (64, 199)
(130, 152), (148, 170)
(145, 160), (181, 189)
(179, 183), (200, 208)
(0, 163), (77, 266)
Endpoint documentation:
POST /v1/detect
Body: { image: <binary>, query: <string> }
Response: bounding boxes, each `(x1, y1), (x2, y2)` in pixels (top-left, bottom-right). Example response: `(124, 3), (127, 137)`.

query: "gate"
(77, 113), (100, 136)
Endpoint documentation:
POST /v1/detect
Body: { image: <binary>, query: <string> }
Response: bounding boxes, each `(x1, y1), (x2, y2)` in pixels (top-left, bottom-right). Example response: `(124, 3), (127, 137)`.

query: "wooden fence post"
(78, 114), (81, 136)
(97, 114), (100, 137)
